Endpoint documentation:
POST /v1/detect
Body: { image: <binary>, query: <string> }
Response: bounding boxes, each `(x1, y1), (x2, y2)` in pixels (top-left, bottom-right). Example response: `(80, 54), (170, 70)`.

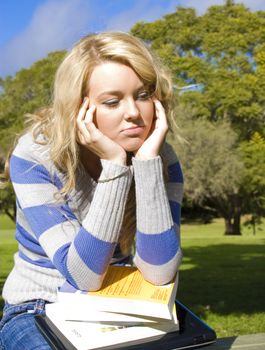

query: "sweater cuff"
(132, 156), (173, 233)
(98, 159), (131, 183)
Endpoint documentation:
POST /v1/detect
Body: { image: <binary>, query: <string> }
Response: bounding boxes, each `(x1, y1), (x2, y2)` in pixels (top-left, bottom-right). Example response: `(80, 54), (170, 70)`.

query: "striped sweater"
(3, 132), (184, 304)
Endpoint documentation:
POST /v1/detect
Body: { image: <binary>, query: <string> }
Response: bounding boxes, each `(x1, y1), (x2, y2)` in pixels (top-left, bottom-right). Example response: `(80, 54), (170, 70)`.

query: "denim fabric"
(0, 299), (52, 350)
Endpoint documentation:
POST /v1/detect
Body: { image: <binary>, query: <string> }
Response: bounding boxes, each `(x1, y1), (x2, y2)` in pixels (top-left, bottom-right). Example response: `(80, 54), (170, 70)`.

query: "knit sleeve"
(132, 143), (184, 285)
(10, 135), (132, 291)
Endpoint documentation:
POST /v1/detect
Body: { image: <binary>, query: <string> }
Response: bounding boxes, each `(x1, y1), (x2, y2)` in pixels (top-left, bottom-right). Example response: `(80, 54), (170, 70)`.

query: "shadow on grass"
(177, 243), (265, 319)
(1, 240), (265, 322)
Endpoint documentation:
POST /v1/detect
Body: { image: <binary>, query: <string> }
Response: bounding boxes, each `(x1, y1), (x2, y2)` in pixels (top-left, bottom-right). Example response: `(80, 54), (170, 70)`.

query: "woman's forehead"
(88, 62), (144, 97)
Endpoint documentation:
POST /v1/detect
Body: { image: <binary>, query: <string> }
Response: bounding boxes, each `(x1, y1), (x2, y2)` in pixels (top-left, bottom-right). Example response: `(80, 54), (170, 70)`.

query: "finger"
(84, 105), (99, 137)
(155, 101), (167, 121)
(77, 130), (86, 145)
(152, 100), (168, 135)
(77, 101), (96, 141)
(77, 101), (94, 141)
(153, 98), (165, 116)
(77, 120), (92, 142)
(84, 104), (96, 124)
(77, 97), (90, 123)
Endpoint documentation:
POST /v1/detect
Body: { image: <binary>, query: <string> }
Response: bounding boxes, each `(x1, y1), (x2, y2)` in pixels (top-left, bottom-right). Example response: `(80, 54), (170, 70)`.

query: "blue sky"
(1, 0), (265, 78)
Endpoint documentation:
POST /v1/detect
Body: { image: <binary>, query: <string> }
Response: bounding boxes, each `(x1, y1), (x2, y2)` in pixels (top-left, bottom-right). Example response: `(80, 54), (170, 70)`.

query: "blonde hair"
(4, 31), (175, 195)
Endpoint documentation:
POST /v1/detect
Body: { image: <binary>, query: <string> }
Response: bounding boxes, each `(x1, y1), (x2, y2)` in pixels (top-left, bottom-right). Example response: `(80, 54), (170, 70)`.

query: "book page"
(87, 266), (174, 304)
(45, 303), (178, 350)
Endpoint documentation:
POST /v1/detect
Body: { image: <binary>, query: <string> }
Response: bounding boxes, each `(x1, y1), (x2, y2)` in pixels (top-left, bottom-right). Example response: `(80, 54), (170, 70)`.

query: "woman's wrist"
(99, 159), (131, 183)
(133, 154), (160, 162)
(106, 155), (127, 166)
(133, 151), (159, 160)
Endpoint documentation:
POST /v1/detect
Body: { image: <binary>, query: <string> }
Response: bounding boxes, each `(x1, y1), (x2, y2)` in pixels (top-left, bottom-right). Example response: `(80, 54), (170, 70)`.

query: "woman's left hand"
(134, 98), (168, 160)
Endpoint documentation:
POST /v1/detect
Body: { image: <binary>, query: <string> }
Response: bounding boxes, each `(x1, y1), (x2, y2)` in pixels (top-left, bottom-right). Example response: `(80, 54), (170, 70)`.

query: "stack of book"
(44, 265), (179, 350)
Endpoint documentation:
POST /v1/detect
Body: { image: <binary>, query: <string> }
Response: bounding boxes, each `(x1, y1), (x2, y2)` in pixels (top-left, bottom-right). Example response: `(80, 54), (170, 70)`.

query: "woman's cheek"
(93, 107), (108, 130)
(95, 109), (118, 139)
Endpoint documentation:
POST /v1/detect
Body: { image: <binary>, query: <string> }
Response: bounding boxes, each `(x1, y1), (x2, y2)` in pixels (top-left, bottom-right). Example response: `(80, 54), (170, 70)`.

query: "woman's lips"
(121, 126), (144, 136)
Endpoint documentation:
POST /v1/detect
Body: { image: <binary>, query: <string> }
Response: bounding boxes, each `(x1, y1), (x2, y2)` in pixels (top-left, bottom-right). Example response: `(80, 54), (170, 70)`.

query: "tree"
(131, 1), (265, 139)
(168, 104), (244, 234)
(0, 182), (16, 221)
(240, 132), (265, 233)
(131, 1), (265, 233)
(0, 51), (65, 157)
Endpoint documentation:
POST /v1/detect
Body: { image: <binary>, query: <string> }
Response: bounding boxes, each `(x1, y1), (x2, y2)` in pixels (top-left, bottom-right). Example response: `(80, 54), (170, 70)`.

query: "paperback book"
(44, 302), (179, 350)
(57, 265), (179, 320)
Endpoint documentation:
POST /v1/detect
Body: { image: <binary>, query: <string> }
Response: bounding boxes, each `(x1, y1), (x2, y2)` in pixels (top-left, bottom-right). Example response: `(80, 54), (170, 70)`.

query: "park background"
(0, 0), (265, 339)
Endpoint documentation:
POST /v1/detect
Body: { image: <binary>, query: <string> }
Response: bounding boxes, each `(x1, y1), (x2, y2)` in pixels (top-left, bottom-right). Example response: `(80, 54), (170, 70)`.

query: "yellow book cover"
(58, 266), (178, 320)
(88, 266), (174, 304)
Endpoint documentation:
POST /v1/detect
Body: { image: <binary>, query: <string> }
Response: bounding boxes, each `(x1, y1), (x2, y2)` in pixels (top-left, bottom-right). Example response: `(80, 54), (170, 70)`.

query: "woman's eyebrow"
(97, 85), (146, 99)
(97, 90), (122, 98)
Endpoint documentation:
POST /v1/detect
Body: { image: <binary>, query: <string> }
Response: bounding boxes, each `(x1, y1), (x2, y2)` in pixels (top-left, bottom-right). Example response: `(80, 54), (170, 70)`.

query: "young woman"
(0, 31), (184, 349)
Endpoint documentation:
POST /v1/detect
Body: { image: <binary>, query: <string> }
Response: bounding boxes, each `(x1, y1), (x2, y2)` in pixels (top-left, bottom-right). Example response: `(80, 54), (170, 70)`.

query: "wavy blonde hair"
(4, 31), (175, 195)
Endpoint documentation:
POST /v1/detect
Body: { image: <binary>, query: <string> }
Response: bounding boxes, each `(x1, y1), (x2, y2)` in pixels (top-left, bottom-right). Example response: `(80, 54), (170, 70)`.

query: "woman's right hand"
(77, 97), (127, 165)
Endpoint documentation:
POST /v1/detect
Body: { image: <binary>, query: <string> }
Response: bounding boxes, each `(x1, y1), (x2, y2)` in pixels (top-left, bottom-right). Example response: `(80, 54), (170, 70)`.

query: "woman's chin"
(118, 138), (144, 153)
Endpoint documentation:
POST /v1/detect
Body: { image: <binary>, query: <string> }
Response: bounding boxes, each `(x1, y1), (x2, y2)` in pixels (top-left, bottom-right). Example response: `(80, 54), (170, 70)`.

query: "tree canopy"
(0, 51), (65, 157)
(131, 1), (265, 140)
(131, 0), (265, 233)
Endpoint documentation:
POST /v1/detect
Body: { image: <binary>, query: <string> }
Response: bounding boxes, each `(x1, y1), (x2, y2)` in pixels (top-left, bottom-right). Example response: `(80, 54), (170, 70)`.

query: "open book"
(57, 265), (179, 320)
(44, 302), (179, 350)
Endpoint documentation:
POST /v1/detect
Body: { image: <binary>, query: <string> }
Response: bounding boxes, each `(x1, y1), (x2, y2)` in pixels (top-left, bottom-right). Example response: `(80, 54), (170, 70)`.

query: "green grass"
(1, 214), (16, 230)
(0, 215), (17, 315)
(178, 218), (265, 337)
(1, 215), (265, 338)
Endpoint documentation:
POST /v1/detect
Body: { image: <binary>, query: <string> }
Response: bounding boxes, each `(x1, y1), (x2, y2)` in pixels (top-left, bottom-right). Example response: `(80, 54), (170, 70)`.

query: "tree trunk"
(224, 211), (241, 235)
(4, 203), (16, 222)
(252, 221), (256, 235)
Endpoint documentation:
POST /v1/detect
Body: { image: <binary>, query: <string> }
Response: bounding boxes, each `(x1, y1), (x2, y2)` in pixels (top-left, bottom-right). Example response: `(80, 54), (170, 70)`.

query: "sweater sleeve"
(10, 137), (132, 291)
(132, 143), (184, 285)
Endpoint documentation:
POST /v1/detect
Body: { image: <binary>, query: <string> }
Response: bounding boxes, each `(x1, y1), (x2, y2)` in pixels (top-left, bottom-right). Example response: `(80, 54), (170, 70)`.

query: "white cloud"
(1, 0), (265, 78)
(105, 0), (177, 32)
(105, 0), (265, 32)
(0, 0), (92, 77)
(0, 0), (179, 77)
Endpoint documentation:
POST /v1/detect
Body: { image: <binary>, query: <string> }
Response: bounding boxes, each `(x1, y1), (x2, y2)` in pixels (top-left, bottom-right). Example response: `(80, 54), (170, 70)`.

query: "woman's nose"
(124, 99), (140, 120)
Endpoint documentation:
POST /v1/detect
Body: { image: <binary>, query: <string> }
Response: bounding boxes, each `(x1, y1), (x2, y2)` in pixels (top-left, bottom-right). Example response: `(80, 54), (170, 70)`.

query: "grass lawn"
(0, 215), (17, 317)
(179, 218), (265, 337)
(1, 214), (265, 338)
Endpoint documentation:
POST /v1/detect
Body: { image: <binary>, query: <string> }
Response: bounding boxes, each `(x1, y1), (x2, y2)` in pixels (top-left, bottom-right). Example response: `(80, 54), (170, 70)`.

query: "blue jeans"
(0, 299), (52, 350)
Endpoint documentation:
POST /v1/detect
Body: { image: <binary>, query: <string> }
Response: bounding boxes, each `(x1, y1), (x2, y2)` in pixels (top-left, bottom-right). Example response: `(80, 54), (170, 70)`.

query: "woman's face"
(88, 61), (155, 152)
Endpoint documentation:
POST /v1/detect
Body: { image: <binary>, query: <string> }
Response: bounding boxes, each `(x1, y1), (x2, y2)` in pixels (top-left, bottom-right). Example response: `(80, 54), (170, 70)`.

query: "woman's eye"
(137, 91), (151, 100)
(103, 99), (119, 108)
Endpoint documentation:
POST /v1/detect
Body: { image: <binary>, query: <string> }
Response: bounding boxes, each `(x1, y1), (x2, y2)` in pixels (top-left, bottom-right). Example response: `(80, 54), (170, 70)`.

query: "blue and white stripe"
(9, 134), (133, 291)
(133, 143), (183, 285)
(3, 132), (183, 305)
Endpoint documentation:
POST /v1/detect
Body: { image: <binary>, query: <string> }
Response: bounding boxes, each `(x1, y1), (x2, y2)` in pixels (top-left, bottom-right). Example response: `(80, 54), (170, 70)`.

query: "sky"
(1, 0), (265, 78)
